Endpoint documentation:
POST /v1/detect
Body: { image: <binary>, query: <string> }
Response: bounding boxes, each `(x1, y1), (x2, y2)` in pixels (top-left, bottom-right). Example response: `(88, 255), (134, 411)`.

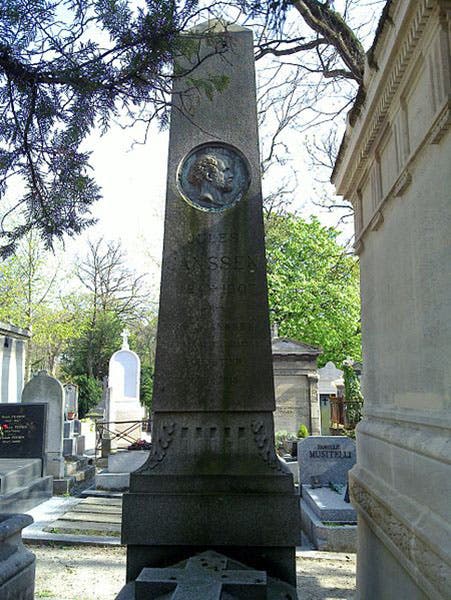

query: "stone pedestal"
(0, 513), (35, 599)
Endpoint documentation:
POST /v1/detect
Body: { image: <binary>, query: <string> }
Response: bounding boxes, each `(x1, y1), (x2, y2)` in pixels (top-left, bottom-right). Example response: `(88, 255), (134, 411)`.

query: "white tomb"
(108, 330), (144, 445)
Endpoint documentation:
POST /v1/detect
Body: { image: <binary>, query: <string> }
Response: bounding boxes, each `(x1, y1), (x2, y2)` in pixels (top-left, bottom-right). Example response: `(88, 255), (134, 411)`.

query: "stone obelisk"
(121, 22), (299, 588)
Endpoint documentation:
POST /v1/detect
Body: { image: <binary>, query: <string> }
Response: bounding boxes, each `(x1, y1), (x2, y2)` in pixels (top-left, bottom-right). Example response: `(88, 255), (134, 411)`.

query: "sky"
(62, 112), (350, 304)
(5, 0), (386, 303)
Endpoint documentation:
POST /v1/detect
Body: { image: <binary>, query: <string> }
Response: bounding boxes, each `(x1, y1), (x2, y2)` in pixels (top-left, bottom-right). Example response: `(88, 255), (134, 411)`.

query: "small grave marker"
(136, 551), (267, 600)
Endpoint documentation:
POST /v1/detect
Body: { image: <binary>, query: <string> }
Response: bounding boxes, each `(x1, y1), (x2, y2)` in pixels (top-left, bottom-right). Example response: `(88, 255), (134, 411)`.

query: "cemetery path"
(30, 545), (356, 599)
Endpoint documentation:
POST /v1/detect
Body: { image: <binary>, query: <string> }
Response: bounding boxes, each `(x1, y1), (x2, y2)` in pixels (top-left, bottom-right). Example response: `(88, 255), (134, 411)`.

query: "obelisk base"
(122, 486), (299, 585)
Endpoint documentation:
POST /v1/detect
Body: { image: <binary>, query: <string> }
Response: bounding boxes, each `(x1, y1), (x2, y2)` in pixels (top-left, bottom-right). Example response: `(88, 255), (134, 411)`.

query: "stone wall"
(333, 1), (451, 598)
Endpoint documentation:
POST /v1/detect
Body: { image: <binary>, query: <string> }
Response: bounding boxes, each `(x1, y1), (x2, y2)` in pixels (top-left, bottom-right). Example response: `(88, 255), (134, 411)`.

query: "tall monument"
(121, 21), (299, 593)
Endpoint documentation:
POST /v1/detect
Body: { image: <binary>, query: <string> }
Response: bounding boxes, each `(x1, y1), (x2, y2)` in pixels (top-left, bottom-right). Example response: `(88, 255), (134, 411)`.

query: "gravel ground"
(30, 544), (356, 600)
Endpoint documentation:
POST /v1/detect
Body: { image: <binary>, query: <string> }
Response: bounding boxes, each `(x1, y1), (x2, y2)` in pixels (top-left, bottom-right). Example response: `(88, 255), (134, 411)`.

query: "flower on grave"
(128, 439), (151, 451)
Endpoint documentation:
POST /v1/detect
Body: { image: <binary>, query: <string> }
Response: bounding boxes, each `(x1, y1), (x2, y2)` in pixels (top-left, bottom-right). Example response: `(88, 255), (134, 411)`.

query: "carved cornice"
(334, 0), (436, 196)
(350, 471), (450, 599)
(428, 101), (451, 144)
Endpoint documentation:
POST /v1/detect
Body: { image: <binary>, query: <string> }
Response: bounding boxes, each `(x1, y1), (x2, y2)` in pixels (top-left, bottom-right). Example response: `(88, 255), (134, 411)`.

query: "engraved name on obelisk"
(121, 21), (299, 590)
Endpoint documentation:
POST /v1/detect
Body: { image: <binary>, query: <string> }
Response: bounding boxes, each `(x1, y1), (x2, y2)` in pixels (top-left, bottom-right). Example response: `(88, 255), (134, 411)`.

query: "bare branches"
(292, 0), (365, 83)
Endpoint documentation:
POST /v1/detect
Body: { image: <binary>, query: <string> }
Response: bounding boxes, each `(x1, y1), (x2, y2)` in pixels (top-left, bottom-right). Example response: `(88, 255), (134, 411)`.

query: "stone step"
(0, 475), (53, 513)
(71, 504), (122, 515)
(64, 456), (89, 475)
(62, 510), (121, 524)
(80, 495), (123, 505)
(0, 459), (42, 494)
(44, 519), (121, 536)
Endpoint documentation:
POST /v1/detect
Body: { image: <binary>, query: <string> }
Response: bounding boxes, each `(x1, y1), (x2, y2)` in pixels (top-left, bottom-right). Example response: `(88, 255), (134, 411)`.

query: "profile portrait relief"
(177, 143), (250, 212)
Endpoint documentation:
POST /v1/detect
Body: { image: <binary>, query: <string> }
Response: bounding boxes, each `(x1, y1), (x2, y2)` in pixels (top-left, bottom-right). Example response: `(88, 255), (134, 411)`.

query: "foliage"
(342, 358), (363, 427)
(63, 310), (123, 381)
(266, 212), (361, 366)
(71, 374), (102, 419)
(0, 0), (210, 256)
(140, 363), (154, 413)
(63, 238), (153, 381)
(297, 423), (309, 438)
(0, 1), (388, 253)
(274, 429), (297, 455)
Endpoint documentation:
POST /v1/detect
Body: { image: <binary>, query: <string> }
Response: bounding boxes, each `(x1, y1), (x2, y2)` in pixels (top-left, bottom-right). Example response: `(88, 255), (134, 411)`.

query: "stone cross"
(120, 328), (130, 350)
(135, 552), (266, 600)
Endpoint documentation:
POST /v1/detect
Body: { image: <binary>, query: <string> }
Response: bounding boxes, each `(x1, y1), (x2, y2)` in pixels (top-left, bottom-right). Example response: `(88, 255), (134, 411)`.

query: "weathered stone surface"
(22, 371), (64, 478)
(121, 21), (299, 591)
(298, 436), (356, 486)
(0, 459), (52, 513)
(0, 513), (35, 600)
(332, 1), (451, 597)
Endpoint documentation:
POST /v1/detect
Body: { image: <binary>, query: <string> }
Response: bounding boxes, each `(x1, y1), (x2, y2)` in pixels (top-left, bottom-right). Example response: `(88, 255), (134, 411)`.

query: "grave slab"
(300, 498), (357, 553)
(302, 485), (357, 523)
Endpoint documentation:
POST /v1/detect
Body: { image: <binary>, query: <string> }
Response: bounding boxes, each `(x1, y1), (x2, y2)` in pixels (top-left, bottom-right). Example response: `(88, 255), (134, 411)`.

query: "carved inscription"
(177, 425), (250, 454)
(309, 444), (352, 459)
(170, 254), (259, 274)
(0, 403), (46, 459)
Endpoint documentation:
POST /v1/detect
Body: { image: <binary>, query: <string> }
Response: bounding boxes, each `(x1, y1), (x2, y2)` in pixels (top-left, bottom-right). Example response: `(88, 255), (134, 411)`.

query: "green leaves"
(186, 74), (230, 101)
(265, 212), (361, 366)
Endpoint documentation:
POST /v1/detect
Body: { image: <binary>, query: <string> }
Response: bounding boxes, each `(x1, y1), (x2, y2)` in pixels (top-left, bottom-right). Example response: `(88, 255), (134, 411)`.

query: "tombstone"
(0, 403), (52, 512)
(298, 435), (356, 486)
(22, 370), (64, 478)
(0, 322), (30, 404)
(298, 436), (357, 551)
(62, 384), (85, 458)
(0, 513), (36, 599)
(332, 1), (450, 596)
(272, 337), (321, 436)
(118, 21), (299, 597)
(63, 383), (78, 419)
(108, 329), (144, 445)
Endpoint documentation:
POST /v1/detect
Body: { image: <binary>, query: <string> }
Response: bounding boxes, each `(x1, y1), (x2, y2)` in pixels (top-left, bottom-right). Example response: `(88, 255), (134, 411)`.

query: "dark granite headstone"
(121, 21), (299, 591)
(298, 435), (356, 486)
(0, 403), (46, 460)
